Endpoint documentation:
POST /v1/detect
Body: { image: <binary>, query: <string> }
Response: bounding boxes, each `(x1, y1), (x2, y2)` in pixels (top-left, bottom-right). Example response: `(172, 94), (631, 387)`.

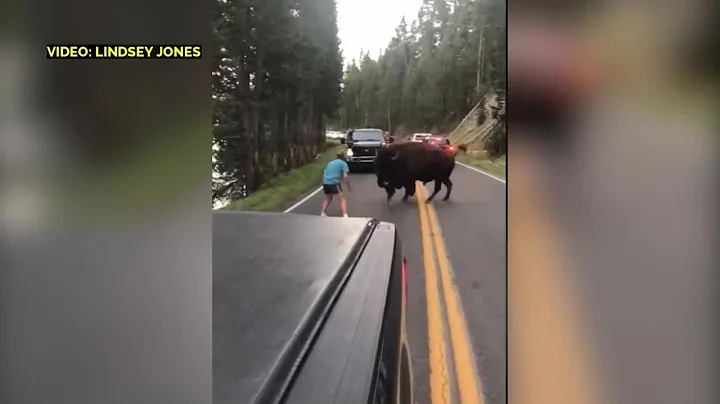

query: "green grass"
(225, 145), (343, 212)
(456, 151), (506, 178)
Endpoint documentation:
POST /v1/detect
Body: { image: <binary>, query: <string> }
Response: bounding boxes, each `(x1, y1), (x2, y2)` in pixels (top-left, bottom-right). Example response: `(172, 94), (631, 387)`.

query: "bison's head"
(374, 146), (401, 188)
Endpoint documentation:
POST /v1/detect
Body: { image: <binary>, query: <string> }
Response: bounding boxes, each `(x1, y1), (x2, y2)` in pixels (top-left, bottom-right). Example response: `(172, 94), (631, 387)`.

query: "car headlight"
(346, 149), (354, 156)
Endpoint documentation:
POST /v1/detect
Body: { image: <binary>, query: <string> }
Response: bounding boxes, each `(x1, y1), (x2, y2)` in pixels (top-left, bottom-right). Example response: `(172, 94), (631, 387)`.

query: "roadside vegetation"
(224, 143), (343, 212)
(447, 95), (506, 177)
(456, 152), (506, 177)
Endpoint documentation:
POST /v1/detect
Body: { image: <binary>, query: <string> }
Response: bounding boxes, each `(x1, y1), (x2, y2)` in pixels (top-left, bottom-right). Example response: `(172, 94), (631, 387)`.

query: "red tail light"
(401, 257), (408, 308)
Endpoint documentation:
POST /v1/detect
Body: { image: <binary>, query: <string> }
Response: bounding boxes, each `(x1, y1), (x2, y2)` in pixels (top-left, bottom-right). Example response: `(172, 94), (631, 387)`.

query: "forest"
(212, 0), (506, 203)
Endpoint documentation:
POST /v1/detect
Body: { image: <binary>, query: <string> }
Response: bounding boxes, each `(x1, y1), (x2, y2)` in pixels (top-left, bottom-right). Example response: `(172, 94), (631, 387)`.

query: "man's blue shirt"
(323, 158), (349, 185)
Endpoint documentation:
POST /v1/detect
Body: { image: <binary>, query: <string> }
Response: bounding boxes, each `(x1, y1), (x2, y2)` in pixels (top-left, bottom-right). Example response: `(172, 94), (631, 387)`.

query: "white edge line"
(456, 161), (506, 184)
(283, 186), (323, 212)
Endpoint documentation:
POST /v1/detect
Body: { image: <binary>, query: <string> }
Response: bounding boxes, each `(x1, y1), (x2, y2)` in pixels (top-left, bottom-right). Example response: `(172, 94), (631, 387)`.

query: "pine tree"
(212, 0), (343, 202)
(339, 0), (506, 148)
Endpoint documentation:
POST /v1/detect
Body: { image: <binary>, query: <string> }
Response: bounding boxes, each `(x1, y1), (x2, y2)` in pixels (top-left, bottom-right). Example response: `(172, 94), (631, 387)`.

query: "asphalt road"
(288, 163), (507, 404)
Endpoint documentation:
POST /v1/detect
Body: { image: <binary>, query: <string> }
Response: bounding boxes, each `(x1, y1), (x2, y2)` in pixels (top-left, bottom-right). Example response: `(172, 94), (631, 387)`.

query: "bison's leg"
(402, 181), (416, 201)
(385, 186), (396, 202)
(425, 179), (443, 203)
(441, 177), (453, 201)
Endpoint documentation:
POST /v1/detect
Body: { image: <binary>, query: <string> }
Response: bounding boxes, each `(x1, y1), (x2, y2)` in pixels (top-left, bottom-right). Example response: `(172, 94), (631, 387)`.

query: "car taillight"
(401, 257), (408, 308)
(448, 146), (455, 151)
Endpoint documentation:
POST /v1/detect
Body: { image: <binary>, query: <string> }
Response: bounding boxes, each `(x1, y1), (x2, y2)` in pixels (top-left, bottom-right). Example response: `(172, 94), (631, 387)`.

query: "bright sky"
(337, 0), (423, 64)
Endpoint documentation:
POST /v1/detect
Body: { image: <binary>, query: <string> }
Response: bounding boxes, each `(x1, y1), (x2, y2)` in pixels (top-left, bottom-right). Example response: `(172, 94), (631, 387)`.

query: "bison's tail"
(456, 144), (468, 153)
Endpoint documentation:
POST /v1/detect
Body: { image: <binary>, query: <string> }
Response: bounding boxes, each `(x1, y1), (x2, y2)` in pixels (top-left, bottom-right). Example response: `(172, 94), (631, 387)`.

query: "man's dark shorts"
(323, 183), (342, 195)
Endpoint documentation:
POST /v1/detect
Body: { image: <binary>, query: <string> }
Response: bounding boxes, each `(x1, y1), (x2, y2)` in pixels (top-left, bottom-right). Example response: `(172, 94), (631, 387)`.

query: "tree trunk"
(476, 24), (485, 96)
(282, 89), (290, 170)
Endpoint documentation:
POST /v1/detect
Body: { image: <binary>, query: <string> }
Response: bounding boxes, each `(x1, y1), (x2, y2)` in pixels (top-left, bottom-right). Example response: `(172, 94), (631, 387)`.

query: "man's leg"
(320, 184), (334, 215)
(335, 184), (348, 217)
(338, 194), (348, 217)
(320, 195), (333, 215)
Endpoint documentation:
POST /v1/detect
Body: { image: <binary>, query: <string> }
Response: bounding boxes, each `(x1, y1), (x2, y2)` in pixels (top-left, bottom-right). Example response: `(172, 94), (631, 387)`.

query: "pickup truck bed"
(213, 211), (405, 404)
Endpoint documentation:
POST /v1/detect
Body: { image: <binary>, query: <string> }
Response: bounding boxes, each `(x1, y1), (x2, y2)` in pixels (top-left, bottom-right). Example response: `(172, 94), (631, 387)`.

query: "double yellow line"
(416, 182), (484, 404)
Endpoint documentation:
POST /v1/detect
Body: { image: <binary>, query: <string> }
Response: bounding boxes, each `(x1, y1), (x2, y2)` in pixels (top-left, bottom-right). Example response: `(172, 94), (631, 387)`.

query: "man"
(320, 151), (351, 217)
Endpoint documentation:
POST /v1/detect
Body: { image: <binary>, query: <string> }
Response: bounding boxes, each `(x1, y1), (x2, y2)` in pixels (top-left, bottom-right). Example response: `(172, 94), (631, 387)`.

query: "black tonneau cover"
(213, 212), (393, 404)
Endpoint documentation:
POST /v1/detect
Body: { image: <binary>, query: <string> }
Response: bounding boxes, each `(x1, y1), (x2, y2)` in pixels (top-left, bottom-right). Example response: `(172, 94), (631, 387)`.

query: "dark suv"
(341, 128), (388, 171)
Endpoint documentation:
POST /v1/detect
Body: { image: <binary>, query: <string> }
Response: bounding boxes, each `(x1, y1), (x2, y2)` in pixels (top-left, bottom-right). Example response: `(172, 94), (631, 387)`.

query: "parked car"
(424, 136), (457, 156)
(213, 211), (414, 404)
(409, 133), (432, 143)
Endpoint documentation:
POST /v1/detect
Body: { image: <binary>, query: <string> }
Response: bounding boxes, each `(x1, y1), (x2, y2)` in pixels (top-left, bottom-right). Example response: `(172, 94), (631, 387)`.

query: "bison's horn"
(391, 152), (400, 160)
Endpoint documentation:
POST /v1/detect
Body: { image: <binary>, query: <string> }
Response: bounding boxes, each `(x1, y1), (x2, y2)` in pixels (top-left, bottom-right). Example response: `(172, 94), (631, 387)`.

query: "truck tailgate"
(212, 212), (375, 404)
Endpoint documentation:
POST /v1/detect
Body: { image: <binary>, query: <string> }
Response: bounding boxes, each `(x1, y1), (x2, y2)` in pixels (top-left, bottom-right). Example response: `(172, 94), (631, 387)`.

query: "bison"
(375, 141), (467, 203)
